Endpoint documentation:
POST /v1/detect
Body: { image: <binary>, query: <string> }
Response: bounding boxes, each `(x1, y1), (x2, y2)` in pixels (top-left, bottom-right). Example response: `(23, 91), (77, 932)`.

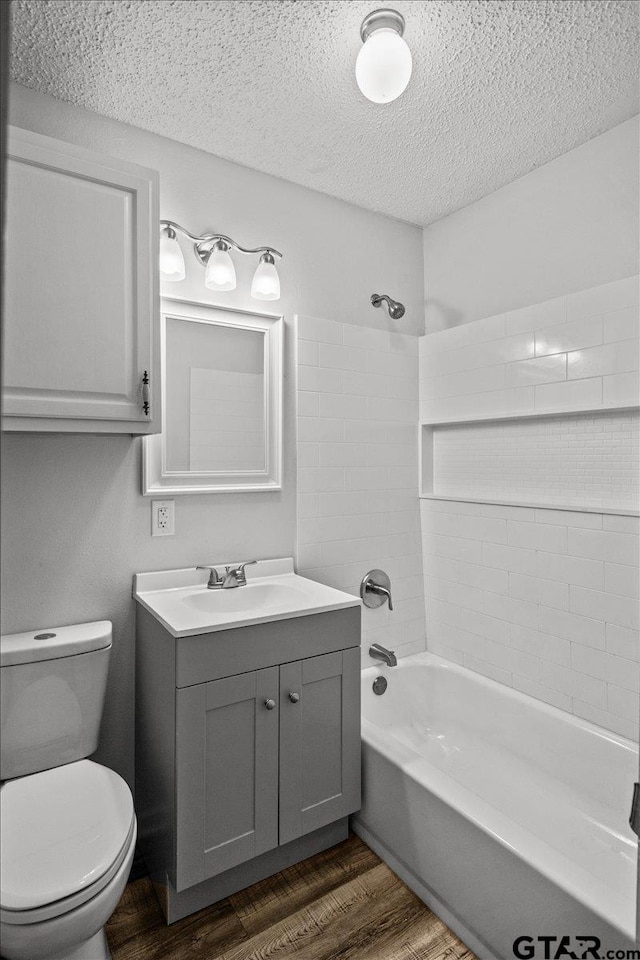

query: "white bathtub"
(352, 652), (638, 960)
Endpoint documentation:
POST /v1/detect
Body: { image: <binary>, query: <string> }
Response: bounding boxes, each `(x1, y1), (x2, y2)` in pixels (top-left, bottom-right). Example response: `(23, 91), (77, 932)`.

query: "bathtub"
(352, 652), (638, 960)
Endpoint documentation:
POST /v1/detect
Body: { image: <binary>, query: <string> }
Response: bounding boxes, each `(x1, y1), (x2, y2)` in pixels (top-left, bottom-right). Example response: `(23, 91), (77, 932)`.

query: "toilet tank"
(0, 621), (112, 780)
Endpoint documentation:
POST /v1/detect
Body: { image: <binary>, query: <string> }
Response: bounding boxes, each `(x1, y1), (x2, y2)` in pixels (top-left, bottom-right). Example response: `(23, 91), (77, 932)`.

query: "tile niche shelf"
(419, 405), (640, 517)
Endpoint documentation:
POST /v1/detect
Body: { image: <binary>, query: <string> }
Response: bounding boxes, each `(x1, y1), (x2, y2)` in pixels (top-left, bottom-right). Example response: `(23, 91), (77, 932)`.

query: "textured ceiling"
(10, 0), (640, 226)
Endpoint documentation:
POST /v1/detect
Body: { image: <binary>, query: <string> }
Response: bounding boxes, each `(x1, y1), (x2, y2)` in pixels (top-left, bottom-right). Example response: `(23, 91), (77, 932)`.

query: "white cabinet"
(2, 127), (161, 434)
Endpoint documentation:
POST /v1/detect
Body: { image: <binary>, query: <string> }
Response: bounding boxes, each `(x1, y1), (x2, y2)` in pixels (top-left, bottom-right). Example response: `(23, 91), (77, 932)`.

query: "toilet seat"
(0, 759), (135, 923)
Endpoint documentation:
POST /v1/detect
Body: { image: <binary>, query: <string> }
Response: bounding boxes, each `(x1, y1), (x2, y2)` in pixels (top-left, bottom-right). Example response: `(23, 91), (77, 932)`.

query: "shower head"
(371, 293), (405, 320)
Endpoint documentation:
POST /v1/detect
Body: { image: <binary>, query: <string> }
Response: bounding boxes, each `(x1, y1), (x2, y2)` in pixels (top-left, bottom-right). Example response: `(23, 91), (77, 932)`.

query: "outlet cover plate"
(151, 499), (175, 537)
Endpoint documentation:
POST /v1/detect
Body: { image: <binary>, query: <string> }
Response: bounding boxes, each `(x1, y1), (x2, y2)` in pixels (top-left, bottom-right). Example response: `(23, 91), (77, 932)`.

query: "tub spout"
(369, 643), (397, 667)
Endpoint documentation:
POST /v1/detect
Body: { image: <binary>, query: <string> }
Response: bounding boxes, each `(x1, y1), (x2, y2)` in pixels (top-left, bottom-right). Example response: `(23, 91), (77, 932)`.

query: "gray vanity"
(134, 559), (361, 922)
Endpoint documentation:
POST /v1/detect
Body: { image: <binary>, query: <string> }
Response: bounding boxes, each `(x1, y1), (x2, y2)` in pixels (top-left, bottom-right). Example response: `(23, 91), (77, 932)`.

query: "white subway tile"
(482, 542), (537, 576)
(505, 296), (566, 334)
(602, 371), (640, 406)
(539, 660), (606, 707)
(297, 467), (344, 493)
(318, 343), (368, 372)
(607, 683), (639, 722)
(534, 377), (602, 411)
(426, 637), (465, 665)
(571, 644), (638, 691)
(484, 592), (538, 629)
(509, 573), (569, 610)
(298, 442), (319, 467)
(298, 340), (318, 365)
(606, 624), (639, 661)
(535, 316), (603, 357)
(463, 655), (512, 685)
(423, 532), (483, 564)
(298, 365), (343, 394)
(507, 520), (567, 554)
(297, 314), (343, 344)
(567, 340), (639, 380)
(425, 575), (485, 613)
(508, 647), (540, 681)
(505, 354), (567, 387)
(297, 391), (319, 417)
(421, 364), (506, 400)
(319, 393), (368, 420)
(566, 276), (639, 322)
(603, 515), (640, 535)
(604, 562), (640, 599)
(318, 444), (367, 468)
(510, 624), (571, 666)
(512, 676), (572, 711)
(423, 333), (534, 378)
(342, 323), (389, 352)
(298, 417), (343, 442)
(535, 552), (604, 589)
(343, 466), (391, 491)
(533, 509), (603, 530)
(568, 528), (639, 565)
(569, 585), (639, 631)
(319, 491), (368, 517)
(603, 306), (639, 344)
(539, 606), (605, 648)
(421, 313), (506, 353)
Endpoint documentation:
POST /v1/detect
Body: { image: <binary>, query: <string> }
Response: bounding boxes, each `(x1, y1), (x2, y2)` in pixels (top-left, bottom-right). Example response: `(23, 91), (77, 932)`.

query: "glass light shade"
(355, 28), (412, 104)
(205, 243), (236, 291)
(159, 231), (185, 281)
(251, 255), (280, 301)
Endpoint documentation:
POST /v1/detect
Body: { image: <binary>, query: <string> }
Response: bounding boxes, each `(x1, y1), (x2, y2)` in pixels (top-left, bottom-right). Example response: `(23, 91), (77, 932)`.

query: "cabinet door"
(279, 648), (361, 845)
(3, 126), (159, 432)
(175, 668), (279, 891)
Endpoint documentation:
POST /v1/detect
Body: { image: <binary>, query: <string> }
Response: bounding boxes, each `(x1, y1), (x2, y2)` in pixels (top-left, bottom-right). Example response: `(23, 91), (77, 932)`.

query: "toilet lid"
(0, 759), (134, 911)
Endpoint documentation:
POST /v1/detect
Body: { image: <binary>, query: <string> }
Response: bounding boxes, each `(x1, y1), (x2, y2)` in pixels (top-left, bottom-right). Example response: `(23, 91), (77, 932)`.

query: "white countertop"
(133, 558), (360, 637)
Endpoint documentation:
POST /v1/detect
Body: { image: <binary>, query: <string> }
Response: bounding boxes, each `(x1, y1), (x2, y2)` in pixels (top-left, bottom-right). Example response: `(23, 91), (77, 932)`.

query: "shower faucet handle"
(360, 569), (394, 611)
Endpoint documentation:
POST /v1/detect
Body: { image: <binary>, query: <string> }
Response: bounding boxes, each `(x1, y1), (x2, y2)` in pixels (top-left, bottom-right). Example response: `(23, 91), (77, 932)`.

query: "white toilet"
(0, 622), (136, 960)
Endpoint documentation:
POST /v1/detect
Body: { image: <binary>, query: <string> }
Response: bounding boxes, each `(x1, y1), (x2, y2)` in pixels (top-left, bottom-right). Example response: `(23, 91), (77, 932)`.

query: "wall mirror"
(143, 298), (282, 493)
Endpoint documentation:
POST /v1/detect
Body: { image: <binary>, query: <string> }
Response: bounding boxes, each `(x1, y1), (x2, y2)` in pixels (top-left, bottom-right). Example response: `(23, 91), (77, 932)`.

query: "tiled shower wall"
(420, 276), (639, 739)
(296, 315), (425, 663)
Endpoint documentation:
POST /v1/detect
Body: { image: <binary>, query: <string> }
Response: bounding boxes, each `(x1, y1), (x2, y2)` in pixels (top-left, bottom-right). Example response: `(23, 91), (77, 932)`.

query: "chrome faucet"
(197, 561), (257, 589)
(369, 643), (397, 667)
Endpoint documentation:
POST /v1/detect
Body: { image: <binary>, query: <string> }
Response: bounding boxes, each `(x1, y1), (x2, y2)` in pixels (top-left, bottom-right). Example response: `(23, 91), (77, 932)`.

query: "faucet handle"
(234, 560), (257, 584)
(196, 565), (222, 589)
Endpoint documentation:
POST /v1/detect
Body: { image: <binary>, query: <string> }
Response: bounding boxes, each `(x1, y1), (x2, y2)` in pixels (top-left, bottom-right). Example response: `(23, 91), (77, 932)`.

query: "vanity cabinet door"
(279, 648), (361, 845)
(3, 126), (160, 434)
(175, 667), (279, 891)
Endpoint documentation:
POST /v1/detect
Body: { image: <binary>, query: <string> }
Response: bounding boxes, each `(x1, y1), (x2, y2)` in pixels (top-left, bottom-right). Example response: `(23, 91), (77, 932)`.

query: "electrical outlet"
(151, 499), (175, 537)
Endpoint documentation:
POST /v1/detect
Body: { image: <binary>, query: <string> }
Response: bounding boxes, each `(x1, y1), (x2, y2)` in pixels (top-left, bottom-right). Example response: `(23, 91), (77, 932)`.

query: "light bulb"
(251, 252), (280, 301)
(205, 241), (236, 291)
(159, 227), (185, 281)
(356, 11), (412, 104)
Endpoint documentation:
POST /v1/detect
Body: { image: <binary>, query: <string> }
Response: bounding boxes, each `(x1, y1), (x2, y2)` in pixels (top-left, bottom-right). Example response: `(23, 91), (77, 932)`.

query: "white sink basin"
(183, 582), (308, 614)
(133, 558), (360, 637)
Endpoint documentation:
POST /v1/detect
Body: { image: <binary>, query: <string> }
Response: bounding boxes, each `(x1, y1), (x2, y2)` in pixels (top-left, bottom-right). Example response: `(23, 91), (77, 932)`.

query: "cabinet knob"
(264, 698), (276, 710)
(288, 692), (300, 703)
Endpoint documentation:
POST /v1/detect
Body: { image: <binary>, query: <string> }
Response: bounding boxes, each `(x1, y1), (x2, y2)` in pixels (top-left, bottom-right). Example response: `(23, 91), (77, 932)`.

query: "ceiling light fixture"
(159, 221), (283, 301)
(356, 8), (412, 104)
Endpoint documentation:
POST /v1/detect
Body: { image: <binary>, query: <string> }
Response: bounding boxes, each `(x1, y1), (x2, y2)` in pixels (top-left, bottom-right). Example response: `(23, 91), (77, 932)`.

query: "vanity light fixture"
(356, 8), (413, 104)
(159, 220), (283, 301)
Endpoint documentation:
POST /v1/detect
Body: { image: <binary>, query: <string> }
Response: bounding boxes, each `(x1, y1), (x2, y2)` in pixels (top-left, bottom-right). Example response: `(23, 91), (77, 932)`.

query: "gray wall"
(1, 83), (424, 788)
(423, 116), (639, 332)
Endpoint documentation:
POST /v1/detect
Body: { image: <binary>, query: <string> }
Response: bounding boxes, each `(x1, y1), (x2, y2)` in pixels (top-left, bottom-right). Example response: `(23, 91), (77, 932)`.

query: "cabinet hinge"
(630, 783), (640, 837)
(141, 371), (150, 416)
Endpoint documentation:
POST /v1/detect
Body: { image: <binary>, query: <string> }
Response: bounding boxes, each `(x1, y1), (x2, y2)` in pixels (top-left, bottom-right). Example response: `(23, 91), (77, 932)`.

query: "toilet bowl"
(0, 623), (136, 960)
(0, 760), (136, 960)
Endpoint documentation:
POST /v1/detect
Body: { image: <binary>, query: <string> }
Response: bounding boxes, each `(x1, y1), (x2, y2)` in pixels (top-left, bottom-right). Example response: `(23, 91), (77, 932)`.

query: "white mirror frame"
(143, 297), (283, 494)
